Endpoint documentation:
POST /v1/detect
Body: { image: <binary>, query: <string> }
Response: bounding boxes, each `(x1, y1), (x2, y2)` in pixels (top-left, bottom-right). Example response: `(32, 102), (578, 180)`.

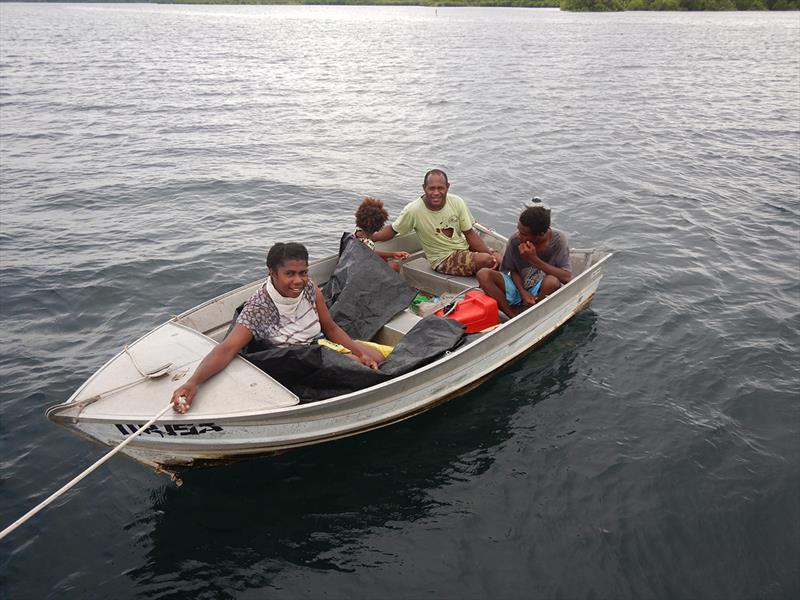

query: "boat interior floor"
(372, 253), (507, 347)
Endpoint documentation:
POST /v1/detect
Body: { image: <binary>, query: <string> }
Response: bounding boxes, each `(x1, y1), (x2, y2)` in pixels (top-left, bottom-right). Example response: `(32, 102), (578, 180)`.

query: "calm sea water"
(1, 4), (798, 599)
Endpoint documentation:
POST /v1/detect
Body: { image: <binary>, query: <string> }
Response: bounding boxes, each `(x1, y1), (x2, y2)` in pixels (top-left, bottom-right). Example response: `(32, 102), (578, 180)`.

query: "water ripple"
(1, 5), (799, 600)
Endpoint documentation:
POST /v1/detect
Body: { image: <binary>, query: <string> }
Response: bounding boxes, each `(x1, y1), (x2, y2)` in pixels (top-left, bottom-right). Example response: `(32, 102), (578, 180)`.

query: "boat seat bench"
(399, 254), (479, 296)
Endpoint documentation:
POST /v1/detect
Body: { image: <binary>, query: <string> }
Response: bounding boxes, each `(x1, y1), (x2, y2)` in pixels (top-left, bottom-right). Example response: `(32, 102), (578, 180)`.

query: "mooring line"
(0, 403), (174, 541)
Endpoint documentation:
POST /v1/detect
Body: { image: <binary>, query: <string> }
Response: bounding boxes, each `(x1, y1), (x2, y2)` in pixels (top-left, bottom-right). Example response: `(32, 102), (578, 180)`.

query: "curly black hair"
(355, 197), (389, 235)
(519, 205), (551, 234)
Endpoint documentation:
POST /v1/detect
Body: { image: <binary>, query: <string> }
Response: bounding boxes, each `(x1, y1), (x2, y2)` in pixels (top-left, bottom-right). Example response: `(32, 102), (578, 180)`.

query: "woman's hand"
(391, 251), (410, 260)
(171, 382), (197, 413)
(357, 343), (385, 368)
(357, 354), (379, 370)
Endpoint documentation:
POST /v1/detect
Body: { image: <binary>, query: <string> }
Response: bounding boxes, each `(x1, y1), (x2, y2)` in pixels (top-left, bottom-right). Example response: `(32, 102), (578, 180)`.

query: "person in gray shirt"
(477, 203), (572, 318)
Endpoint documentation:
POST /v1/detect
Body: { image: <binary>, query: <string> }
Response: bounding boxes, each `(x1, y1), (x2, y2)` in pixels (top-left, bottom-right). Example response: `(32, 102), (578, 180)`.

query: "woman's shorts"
(502, 272), (542, 306)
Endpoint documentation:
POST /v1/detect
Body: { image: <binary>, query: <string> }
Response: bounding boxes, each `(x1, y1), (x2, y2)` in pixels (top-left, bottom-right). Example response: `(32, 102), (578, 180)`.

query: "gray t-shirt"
(501, 228), (571, 289)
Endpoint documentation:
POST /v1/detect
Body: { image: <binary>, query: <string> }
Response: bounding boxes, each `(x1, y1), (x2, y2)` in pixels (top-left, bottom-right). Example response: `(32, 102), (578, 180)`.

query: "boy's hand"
(521, 291), (537, 306)
(392, 251), (410, 260)
(519, 241), (538, 263)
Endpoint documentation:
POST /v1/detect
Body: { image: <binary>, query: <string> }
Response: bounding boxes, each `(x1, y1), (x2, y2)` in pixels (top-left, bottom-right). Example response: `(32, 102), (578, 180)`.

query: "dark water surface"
(1, 4), (798, 599)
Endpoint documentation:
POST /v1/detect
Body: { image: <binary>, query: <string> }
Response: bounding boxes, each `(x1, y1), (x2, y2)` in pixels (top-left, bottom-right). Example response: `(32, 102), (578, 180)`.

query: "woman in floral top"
(171, 242), (384, 413)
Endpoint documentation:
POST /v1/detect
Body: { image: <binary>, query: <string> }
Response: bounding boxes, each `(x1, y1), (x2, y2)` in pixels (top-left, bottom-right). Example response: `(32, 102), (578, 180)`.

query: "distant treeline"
(158, 0), (559, 5)
(560, 0), (798, 9)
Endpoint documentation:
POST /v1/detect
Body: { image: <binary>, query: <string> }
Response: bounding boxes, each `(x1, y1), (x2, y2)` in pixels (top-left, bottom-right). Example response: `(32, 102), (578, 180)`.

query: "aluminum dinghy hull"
(47, 228), (612, 473)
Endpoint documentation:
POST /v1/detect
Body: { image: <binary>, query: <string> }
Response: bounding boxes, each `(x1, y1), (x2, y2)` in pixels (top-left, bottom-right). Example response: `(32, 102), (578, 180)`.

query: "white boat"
(46, 225), (612, 479)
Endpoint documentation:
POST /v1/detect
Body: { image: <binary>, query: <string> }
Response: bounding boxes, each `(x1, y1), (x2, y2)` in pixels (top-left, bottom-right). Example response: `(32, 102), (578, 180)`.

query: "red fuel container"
(436, 291), (499, 333)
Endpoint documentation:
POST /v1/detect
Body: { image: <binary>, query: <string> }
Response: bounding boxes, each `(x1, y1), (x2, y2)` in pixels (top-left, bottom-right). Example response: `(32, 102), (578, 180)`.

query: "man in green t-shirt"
(370, 169), (502, 276)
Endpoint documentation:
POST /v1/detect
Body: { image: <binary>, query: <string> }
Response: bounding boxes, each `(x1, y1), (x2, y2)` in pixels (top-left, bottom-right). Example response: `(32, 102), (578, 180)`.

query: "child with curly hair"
(354, 197), (409, 271)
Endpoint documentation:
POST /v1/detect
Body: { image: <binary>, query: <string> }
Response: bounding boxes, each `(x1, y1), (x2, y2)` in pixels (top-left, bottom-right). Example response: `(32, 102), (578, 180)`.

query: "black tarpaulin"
(242, 316), (465, 401)
(322, 233), (418, 340)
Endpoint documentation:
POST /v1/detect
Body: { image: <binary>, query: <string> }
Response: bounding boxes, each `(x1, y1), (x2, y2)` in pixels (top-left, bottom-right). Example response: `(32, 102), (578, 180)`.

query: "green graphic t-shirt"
(391, 194), (475, 268)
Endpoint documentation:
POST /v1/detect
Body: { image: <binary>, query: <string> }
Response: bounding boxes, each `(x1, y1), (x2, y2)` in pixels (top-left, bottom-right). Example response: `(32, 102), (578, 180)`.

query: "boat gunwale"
(47, 250), (612, 428)
(92, 290), (602, 458)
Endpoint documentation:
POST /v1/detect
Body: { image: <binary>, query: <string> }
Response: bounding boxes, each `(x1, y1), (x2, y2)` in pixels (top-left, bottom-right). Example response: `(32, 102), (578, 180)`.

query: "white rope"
(0, 402), (174, 541)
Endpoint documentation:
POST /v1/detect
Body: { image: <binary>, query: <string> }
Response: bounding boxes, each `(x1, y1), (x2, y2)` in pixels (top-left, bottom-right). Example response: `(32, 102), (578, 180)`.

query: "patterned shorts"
(434, 250), (477, 277)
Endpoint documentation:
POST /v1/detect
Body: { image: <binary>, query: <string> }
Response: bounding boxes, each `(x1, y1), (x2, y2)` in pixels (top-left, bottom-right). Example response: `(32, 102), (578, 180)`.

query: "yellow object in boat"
(317, 338), (393, 358)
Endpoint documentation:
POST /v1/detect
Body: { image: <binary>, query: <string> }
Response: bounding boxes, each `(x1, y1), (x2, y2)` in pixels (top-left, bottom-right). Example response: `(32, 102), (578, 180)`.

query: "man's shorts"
(502, 272), (542, 306)
(434, 250), (477, 277)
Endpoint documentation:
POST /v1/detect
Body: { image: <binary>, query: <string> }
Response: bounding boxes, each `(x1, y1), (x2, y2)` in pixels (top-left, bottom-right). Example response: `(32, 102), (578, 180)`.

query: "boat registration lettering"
(114, 423), (224, 438)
